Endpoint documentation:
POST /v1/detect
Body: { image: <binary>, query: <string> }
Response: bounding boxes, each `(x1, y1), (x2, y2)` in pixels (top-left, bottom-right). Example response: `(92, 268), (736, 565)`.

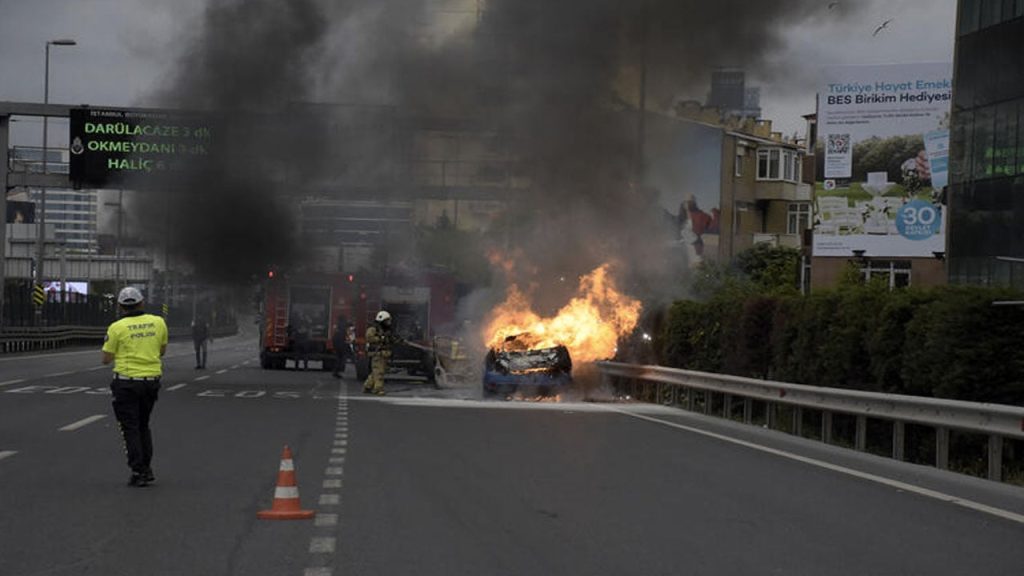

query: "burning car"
(482, 334), (572, 398)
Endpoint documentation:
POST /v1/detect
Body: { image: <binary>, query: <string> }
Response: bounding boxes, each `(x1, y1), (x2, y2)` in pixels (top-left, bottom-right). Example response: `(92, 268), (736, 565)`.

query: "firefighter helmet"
(375, 310), (392, 325)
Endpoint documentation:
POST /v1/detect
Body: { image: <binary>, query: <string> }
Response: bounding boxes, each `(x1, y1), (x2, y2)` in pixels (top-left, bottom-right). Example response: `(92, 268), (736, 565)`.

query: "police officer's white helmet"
(375, 310), (391, 324)
(117, 286), (144, 306)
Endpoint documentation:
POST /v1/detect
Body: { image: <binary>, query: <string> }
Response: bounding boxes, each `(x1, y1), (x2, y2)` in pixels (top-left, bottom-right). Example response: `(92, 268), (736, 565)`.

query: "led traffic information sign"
(69, 107), (212, 187)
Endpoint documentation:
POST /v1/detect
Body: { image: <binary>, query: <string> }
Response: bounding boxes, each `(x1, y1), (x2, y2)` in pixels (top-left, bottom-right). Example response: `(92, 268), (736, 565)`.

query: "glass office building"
(949, 0), (1024, 286)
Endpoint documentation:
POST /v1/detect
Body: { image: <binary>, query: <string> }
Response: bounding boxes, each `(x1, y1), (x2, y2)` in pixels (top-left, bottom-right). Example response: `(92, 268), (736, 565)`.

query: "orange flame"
(483, 264), (642, 364)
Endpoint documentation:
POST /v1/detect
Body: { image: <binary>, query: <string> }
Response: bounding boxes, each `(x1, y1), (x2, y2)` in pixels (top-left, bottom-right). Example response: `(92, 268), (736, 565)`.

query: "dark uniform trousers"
(111, 378), (161, 474)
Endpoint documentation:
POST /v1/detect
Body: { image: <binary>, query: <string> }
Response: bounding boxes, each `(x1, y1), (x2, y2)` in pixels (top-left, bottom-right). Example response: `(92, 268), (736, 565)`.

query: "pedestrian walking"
(101, 286), (168, 487)
(191, 318), (210, 369)
(332, 316), (354, 378)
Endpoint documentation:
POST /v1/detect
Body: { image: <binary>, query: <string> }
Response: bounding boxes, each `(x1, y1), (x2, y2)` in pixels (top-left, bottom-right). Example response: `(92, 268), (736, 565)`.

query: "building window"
(735, 150), (743, 177)
(787, 203), (811, 234)
(757, 147), (800, 182)
(860, 260), (912, 290)
(757, 149), (781, 180)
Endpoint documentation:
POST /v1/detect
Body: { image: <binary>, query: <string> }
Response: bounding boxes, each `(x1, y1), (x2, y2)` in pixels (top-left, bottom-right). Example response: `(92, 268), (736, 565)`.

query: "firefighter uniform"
(103, 288), (168, 487)
(363, 324), (391, 395)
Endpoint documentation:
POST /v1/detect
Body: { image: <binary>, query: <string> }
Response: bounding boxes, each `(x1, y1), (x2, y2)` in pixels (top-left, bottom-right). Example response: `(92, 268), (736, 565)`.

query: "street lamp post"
(34, 38), (76, 324)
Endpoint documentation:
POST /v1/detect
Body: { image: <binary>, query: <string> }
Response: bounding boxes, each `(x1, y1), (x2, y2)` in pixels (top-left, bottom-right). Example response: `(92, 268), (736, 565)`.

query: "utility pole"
(633, 1), (648, 185)
(0, 114), (9, 326)
(35, 39), (76, 324)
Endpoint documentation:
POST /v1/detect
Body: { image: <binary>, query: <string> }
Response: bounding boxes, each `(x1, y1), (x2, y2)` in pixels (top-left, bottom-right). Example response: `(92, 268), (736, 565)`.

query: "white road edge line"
(59, 414), (107, 432)
(607, 406), (1024, 526)
(0, 450), (17, 461)
(0, 379), (26, 388)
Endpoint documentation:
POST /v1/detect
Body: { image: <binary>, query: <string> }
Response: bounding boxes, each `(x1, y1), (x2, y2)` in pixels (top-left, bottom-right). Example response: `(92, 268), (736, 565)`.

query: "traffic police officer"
(102, 286), (168, 487)
(363, 310), (400, 395)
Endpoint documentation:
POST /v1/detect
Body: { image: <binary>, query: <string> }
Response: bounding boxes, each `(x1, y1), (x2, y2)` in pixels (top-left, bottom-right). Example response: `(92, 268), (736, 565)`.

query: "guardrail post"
(723, 394), (733, 418)
(703, 391), (712, 415)
(988, 435), (1003, 482)
(793, 407), (803, 436)
(935, 427), (950, 470)
(743, 398), (752, 424)
(766, 402), (776, 429)
(822, 411), (833, 444)
(892, 421), (905, 461)
(683, 387), (692, 411)
(855, 415), (867, 452)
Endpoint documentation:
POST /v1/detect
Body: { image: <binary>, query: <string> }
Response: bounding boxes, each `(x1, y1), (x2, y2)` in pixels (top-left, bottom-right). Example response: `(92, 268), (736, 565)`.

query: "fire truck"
(258, 269), (456, 383)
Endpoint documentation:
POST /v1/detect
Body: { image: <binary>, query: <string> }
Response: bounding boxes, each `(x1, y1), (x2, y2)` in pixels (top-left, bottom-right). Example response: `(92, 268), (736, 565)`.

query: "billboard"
(815, 63), (952, 258)
(69, 108), (213, 188)
(644, 114), (722, 268)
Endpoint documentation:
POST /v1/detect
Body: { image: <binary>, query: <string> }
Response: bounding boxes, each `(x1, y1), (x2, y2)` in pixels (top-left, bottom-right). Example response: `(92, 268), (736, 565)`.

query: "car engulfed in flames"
(482, 335), (573, 398)
(481, 263), (641, 400)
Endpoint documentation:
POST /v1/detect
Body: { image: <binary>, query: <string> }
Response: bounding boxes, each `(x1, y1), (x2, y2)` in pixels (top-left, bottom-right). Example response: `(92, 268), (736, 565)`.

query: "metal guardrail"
(596, 362), (1024, 483)
(0, 326), (106, 353)
(0, 324), (239, 354)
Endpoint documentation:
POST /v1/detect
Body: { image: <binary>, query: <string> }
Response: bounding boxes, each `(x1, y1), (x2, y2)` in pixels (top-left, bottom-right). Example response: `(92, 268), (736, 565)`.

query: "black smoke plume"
(142, 0), (861, 291)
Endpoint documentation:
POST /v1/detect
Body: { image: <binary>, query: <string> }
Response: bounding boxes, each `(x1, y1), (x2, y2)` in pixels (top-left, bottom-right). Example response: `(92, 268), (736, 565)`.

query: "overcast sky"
(0, 0), (956, 143)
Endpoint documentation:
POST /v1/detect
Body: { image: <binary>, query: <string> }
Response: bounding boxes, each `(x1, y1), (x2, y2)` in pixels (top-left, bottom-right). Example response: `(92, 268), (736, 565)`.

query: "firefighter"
(363, 310), (401, 395)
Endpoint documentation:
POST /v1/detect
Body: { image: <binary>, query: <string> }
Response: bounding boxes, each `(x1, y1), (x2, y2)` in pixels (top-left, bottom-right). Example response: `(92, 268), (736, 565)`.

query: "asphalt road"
(1, 336), (1023, 575)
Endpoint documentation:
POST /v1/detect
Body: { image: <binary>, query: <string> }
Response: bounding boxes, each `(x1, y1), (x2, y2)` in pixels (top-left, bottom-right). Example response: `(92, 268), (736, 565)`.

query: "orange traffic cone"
(257, 445), (315, 520)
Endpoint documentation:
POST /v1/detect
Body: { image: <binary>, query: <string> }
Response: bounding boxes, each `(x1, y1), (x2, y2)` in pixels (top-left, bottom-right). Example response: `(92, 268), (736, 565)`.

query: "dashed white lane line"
(328, 457), (345, 465)
(309, 537), (336, 553)
(166, 383), (187, 392)
(231, 364), (240, 369)
(323, 479), (342, 488)
(318, 494), (340, 505)
(86, 365), (108, 372)
(194, 375), (210, 381)
(216, 369), (228, 375)
(325, 466), (343, 476)
(608, 406), (1024, 527)
(0, 379), (25, 388)
(304, 568), (332, 576)
(315, 513), (338, 527)
(59, 414), (106, 431)
(0, 450), (17, 462)
(44, 371), (75, 378)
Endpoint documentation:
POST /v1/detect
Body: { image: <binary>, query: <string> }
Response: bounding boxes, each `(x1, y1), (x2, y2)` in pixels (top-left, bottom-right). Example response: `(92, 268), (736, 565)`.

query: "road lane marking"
(609, 406), (1024, 527)
(44, 371), (75, 378)
(318, 494), (340, 505)
(0, 450), (16, 461)
(325, 467), (343, 476)
(329, 457), (345, 464)
(323, 479), (342, 488)
(167, 383), (187, 391)
(216, 369), (228, 374)
(59, 414), (107, 431)
(304, 568), (332, 576)
(231, 364), (240, 369)
(87, 365), (108, 372)
(0, 379), (25, 388)
(0, 349), (96, 363)
(315, 513), (338, 527)
(194, 375), (210, 381)
(309, 537), (336, 553)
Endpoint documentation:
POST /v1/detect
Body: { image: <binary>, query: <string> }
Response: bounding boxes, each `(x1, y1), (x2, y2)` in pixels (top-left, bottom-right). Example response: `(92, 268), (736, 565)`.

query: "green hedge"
(660, 284), (1024, 405)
